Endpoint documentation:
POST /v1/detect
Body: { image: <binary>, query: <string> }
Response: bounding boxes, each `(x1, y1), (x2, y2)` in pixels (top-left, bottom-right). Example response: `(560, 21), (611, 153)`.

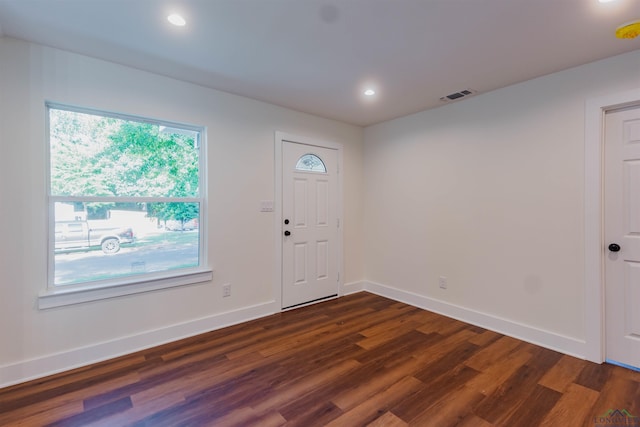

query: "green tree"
(50, 110), (118, 196)
(148, 202), (199, 230)
(96, 121), (199, 198)
(50, 109), (200, 224)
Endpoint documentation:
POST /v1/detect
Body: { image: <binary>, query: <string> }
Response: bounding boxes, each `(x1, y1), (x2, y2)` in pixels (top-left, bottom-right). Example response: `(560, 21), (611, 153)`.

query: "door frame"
(274, 131), (344, 310)
(585, 88), (640, 363)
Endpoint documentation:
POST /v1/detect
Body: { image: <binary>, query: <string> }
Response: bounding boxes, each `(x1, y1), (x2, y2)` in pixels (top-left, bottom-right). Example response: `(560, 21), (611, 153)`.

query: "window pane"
(295, 154), (326, 172)
(49, 109), (200, 198)
(54, 202), (199, 286)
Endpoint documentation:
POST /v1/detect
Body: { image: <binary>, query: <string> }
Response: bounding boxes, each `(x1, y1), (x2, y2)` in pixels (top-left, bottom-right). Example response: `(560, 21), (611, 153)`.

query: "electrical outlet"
(438, 276), (447, 289)
(222, 283), (231, 297)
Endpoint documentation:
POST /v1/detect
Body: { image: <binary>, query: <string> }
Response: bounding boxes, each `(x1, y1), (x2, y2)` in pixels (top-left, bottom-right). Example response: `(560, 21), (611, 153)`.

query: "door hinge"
(337, 272), (340, 283)
(337, 218), (340, 228)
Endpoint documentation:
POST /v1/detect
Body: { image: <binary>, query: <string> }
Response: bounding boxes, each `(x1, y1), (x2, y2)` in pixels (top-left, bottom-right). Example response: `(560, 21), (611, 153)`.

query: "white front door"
(604, 105), (640, 370)
(281, 140), (339, 309)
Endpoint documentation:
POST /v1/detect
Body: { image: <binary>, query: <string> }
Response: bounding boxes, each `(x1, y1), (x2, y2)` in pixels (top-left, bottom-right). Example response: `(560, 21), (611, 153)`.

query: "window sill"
(38, 269), (213, 309)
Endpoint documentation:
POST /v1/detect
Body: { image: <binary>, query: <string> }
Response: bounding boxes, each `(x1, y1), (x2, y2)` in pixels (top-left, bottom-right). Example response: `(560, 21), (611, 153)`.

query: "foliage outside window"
(47, 104), (205, 288)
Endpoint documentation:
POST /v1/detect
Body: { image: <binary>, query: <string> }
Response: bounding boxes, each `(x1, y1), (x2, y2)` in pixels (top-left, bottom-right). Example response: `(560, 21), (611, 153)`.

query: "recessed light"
(598, 0), (616, 3)
(364, 89), (376, 96)
(167, 14), (186, 26)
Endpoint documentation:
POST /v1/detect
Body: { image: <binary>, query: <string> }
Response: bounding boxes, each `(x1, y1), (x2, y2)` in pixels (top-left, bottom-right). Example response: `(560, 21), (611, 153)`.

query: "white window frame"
(39, 103), (212, 309)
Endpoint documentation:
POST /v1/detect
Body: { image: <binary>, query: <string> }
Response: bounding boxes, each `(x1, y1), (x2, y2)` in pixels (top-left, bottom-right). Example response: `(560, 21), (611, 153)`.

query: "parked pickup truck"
(55, 221), (134, 254)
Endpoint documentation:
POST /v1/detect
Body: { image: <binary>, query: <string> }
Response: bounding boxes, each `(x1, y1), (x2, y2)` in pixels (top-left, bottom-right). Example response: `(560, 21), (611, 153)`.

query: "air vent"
(440, 89), (477, 102)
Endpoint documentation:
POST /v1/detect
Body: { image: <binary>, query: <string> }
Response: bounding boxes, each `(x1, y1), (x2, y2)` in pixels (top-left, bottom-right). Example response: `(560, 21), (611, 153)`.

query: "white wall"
(0, 37), (364, 386)
(363, 49), (640, 356)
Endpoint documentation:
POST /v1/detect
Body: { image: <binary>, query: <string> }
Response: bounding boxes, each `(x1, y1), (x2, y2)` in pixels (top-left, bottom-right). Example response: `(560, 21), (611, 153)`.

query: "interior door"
(604, 105), (640, 370)
(282, 141), (339, 309)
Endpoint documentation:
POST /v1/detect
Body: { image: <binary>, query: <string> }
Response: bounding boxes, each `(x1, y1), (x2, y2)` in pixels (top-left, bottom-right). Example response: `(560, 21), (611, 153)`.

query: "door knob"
(608, 243), (621, 252)
(284, 230), (291, 236)
(284, 219), (290, 225)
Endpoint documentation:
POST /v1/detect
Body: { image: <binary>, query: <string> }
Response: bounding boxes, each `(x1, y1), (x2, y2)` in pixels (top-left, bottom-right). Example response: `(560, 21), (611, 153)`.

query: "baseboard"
(342, 280), (365, 295)
(1, 280), (590, 388)
(0, 300), (278, 389)
(362, 280), (587, 360)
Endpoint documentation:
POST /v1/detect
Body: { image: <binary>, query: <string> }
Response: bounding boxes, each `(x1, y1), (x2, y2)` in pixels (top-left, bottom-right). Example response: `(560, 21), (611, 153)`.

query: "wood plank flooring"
(1, 292), (639, 426)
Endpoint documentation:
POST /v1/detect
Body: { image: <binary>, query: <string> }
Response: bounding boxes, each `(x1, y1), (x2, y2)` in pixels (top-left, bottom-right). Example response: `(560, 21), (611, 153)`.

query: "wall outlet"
(222, 283), (231, 297)
(438, 276), (447, 289)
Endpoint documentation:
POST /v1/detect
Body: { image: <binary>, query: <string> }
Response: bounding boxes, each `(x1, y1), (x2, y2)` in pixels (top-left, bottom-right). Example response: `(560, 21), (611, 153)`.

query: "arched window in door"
(295, 153), (326, 172)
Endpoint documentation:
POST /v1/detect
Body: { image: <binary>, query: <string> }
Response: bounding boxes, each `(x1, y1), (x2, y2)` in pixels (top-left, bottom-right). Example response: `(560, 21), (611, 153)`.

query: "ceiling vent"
(440, 89), (477, 102)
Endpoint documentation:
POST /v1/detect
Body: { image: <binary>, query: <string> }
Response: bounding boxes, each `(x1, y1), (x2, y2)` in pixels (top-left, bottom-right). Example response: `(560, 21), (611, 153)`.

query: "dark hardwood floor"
(1, 292), (639, 426)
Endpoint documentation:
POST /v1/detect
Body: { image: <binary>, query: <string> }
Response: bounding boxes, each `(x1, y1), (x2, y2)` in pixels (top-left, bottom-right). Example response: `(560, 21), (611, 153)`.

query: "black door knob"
(284, 219), (290, 225)
(608, 243), (621, 252)
(284, 230), (291, 236)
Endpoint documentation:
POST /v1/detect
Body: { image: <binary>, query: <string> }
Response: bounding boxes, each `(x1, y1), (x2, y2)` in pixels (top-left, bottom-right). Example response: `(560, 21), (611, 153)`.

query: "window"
(45, 103), (208, 300)
(295, 154), (326, 172)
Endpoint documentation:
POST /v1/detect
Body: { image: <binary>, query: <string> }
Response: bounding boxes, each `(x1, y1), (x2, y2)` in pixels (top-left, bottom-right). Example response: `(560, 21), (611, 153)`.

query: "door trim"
(274, 131), (344, 310)
(585, 88), (640, 363)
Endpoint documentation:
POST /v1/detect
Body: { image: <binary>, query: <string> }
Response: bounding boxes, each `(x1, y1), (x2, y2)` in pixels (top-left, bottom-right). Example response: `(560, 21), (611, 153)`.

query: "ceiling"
(0, 0), (639, 127)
